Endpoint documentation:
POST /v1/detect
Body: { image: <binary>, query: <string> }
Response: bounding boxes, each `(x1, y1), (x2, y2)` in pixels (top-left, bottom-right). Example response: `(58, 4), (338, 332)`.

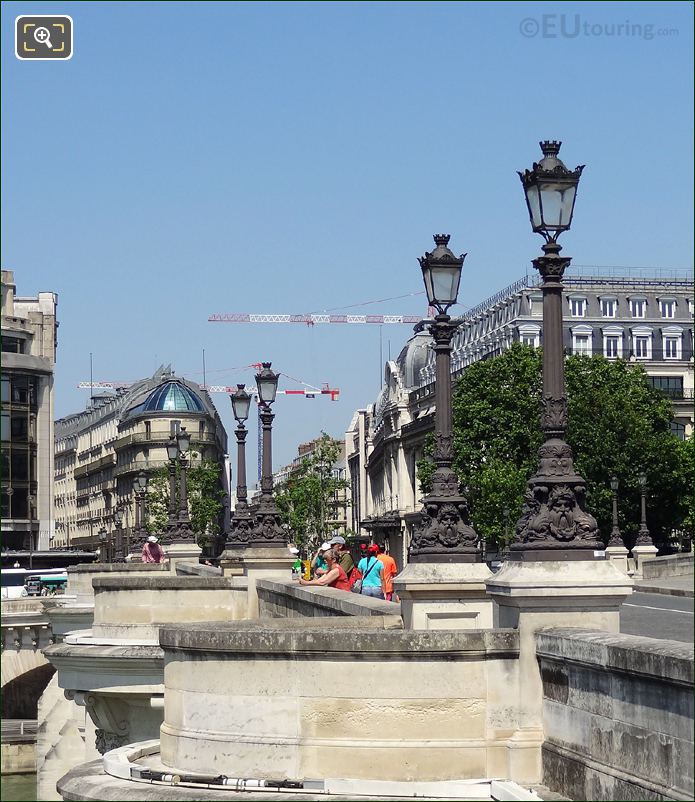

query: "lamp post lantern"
(512, 142), (601, 558)
(409, 234), (479, 562)
(253, 363), (285, 545)
(635, 473), (653, 546)
(226, 384), (255, 547)
(608, 476), (623, 547)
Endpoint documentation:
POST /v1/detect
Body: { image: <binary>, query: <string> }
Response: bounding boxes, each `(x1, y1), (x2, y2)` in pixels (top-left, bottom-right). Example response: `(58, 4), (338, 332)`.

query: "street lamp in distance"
(409, 234), (478, 563)
(226, 384), (254, 549)
(98, 526), (109, 563)
(253, 363), (285, 545)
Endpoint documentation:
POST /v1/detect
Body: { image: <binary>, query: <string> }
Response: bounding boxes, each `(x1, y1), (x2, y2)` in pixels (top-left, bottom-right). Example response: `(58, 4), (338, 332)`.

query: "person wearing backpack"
(356, 544), (384, 599)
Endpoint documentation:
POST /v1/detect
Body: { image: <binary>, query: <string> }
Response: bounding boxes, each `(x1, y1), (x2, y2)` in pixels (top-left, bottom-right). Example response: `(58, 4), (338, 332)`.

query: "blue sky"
(2, 1), (693, 480)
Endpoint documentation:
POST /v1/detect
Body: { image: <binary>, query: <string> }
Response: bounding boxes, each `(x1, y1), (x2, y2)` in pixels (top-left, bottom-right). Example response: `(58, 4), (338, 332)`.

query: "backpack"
(350, 558), (378, 594)
(346, 566), (362, 591)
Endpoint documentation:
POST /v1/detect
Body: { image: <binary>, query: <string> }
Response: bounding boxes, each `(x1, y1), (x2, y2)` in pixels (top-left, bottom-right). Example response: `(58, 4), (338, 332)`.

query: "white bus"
(1, 568), (68, 599)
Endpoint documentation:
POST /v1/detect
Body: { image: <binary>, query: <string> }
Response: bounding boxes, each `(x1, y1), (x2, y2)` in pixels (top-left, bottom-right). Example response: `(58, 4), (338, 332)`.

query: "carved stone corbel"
(64, 690), (130, 754)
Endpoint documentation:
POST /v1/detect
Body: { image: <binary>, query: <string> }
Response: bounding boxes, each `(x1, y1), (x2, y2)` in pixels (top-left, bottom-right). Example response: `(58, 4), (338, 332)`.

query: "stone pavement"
(635, 574), (694, 597)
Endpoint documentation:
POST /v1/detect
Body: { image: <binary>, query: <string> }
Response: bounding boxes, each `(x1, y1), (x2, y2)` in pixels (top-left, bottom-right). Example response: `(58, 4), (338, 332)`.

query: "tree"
(274, 433), (350, 549)
(418, 344), (693, 550)
(145, 452), (226, 552)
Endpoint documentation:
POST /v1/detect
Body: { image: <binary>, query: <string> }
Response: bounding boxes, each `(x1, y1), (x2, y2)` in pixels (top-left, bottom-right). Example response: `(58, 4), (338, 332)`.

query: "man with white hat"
(327, 535), (354, 577)
(141, 535), (164, 564)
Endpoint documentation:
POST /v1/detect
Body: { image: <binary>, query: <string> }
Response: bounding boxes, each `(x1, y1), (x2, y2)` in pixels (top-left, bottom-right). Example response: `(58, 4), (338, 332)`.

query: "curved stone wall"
(92, 576), (247, 640)
(66, 563), (168, 606)
(158, 621), (526, 783)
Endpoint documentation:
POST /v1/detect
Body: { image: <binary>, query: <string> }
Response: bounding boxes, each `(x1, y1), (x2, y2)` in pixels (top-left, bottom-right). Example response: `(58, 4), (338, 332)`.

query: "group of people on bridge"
(297, 536), (398, 602)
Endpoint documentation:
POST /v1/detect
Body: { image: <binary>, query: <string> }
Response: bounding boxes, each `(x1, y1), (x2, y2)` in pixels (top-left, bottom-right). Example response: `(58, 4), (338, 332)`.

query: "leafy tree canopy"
(146, 452), (226, 551)
(418, 344), (692, 550)
(274, 433), (350, 549)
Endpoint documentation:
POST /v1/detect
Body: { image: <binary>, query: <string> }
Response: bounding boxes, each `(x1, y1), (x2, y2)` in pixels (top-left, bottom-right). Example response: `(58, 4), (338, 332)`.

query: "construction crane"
(209, 312), (429, 325)
(76, 381), (339, 400)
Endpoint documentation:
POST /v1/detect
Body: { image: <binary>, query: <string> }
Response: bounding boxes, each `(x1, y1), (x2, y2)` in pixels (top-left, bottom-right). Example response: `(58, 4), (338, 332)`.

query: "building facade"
(345, 270), (694, 567)
(272, 435), (349, 540)
(1, 270), (58, 552)
(54, 367), (228, 551)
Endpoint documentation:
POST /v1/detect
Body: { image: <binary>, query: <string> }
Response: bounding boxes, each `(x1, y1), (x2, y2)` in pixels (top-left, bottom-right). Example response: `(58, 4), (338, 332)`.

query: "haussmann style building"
(345, 268), (694, 568)
(54, 366), (229, 552)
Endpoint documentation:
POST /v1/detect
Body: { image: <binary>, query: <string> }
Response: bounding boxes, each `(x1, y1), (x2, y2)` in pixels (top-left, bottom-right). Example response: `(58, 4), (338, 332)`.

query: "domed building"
(54, 366), (229, 553)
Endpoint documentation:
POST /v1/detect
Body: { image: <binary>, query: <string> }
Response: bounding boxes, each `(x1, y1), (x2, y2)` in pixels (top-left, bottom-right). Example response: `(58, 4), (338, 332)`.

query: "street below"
(621, 590), (694, 643)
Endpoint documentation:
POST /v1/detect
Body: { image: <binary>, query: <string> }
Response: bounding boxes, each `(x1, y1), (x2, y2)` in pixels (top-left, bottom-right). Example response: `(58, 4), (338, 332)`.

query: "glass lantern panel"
(539, 182), (576, 228)
(422, 268), (436, 306)
(257, 378), (278, 404)
(431, 266), (461, 307)
(526, 185), (542, 229)
(232, 394), (251, 421)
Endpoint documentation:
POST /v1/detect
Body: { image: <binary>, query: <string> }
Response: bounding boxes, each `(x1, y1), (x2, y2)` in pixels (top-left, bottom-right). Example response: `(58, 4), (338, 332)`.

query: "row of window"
(519, 327), (685, 361)
(573, 330), (683, 360)
(567, 296), (688, 320)
(1, 374), (39, 407)
(1, 336), (26, 354)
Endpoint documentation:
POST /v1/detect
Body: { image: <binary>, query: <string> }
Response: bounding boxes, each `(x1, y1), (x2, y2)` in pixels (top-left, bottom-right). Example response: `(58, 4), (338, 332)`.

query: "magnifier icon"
(34, 26), (53, 49)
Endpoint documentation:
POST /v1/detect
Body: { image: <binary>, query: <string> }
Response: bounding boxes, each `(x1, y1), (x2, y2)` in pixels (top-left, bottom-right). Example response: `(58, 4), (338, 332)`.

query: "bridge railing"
(0, 719), (38, 743)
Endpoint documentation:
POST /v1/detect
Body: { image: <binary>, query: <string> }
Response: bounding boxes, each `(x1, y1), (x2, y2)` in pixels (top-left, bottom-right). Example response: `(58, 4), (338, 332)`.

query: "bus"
(1, 568), (68, 599)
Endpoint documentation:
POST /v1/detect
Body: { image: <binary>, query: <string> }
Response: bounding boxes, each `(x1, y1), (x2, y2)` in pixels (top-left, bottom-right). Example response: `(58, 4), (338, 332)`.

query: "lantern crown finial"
(540, 140), (562, 157)
(433, 233), (451, 247)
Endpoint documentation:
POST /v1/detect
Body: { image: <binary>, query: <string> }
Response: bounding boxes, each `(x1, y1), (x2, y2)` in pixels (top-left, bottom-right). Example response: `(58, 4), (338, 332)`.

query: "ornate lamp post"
(132, 470), (148, 548)
(98, 526), (109, 563)
(226, 384), (254, 547)
(112, 507), (125, 562)
(512, 141), (601, 558)
(608, 477), (623, 546)
(635, 473), (653, 546)
(409, 234), (478, 562)
(162, 428), (193, 543)
(165, 435), (179, 536)
(253, 363), (285, 545)
(176, 427), (194, 540)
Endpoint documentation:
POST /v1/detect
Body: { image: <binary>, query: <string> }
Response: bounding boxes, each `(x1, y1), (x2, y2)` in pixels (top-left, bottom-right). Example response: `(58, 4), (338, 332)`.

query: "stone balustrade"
(641, 553), (694, 581)
(537, 628), (694, 801)
(158, 620), (528, 784)
(256, 578), (402, 619)
(66, 562), (168, 606)
(91, 575), (247, 640)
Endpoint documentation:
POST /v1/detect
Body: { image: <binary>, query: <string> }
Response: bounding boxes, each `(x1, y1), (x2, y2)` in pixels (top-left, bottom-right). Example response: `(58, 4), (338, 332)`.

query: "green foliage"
(274, 433), (350, 549)
(418, 344), (693, 549)
(145, 452), (226, 550)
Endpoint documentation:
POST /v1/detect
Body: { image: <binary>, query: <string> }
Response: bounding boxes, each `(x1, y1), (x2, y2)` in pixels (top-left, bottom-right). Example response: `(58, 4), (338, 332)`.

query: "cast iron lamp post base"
(510, 246), (601, 560)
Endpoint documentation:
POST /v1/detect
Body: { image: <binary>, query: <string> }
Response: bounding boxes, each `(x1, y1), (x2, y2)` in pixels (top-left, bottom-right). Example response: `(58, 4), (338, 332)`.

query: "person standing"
(141, 535), (164, 564)
(328, 535), (354, 578)
(357, 544), (384, 599)
(375, 544), (398, 602)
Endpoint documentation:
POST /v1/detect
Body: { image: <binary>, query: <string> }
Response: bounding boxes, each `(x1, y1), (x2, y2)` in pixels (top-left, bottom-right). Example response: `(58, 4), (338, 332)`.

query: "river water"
(1, 773), (38, 802)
